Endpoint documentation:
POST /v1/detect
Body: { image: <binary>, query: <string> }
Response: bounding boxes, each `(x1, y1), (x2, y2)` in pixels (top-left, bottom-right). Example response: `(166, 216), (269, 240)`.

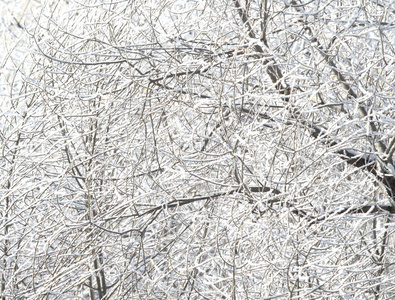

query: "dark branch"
(141, 185), (281, 216)
(298, 204), (395, 226)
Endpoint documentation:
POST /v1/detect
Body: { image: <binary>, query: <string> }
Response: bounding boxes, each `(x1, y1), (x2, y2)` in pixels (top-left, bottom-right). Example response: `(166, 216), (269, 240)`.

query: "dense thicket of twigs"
(1, 0), (395, 299)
